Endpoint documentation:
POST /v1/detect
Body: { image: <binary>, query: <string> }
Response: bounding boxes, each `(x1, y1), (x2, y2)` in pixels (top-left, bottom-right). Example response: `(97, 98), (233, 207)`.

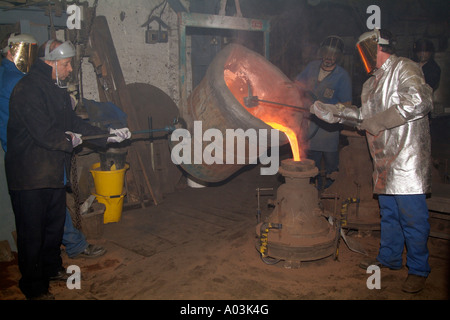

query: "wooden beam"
(88, 16), (161, 205)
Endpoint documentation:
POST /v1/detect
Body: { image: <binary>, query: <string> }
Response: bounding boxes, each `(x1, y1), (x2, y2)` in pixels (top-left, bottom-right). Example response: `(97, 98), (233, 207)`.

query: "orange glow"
(223, 70), (304, 162)
(357, 44), (372, 74)
(265, 122), (301, 161)
(222, 48), (307, 164)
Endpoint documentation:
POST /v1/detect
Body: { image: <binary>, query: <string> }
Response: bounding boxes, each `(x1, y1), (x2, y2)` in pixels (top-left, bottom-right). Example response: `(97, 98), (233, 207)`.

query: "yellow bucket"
(94, 194), (125, 224)
(90, 162), (129, 196)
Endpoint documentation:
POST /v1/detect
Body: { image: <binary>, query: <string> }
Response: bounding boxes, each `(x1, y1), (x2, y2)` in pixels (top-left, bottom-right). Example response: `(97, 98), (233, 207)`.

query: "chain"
(70, 154), (82, 230)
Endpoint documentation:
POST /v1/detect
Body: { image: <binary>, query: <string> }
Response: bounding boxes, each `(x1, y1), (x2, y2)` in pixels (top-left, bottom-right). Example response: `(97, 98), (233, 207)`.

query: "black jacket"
(422, 58), (441, 91)
(6, 59), (107, 190)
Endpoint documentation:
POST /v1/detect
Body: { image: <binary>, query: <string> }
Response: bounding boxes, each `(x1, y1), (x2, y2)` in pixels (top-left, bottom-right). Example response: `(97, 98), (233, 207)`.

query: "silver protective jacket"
(342, 55), (433, 194)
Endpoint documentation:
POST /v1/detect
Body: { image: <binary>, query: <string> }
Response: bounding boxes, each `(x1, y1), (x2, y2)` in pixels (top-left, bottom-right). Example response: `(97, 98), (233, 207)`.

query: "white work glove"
(310, 101), (346, 124)
(107, 128), (132, 143)
(65, 131), (83, 148)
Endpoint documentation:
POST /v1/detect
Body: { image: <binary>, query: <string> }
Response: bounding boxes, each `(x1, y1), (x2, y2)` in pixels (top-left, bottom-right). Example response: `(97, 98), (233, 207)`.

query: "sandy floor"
(1, 164), (449, 302)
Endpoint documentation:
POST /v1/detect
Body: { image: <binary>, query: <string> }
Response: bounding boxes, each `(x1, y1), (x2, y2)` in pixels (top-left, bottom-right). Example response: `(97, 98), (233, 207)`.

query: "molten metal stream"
(265, 122), (301, 161)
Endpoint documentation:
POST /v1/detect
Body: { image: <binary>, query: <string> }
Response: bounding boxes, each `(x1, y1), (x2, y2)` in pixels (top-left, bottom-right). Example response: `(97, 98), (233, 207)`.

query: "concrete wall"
(82, 0), (188, 107)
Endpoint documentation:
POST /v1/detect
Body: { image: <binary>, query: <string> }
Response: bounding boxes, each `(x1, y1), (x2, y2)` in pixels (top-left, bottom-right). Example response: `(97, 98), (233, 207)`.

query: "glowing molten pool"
(224, 60), (309, 162)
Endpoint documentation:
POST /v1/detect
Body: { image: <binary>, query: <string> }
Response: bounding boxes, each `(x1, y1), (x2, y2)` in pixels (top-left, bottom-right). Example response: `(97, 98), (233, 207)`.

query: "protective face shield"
(319, 36), (344, 68)
(2, 33), (38, 73)
(41, 40), (76, 88)
(41, 39), (76, 61)
(356, 29), (390, 74)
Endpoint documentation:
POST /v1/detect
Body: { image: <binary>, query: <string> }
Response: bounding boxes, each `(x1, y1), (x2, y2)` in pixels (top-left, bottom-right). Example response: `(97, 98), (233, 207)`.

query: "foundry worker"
(0, 33), (107, 266)
(294, 35), (352, 191)
(6, 39), (131, 299)
(413, 38), (441, 92)
(310, 29), (433, 293)
(0, 33), (38, 151)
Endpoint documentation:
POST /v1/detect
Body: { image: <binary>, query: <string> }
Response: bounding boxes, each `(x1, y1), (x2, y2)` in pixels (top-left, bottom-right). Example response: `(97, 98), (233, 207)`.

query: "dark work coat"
(6, 59), (107, 190)
(422, 58), (441, 91)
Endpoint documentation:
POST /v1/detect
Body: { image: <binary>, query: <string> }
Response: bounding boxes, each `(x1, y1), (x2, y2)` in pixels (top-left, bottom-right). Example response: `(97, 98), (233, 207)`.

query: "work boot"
(49, 268), (69, 282)
(27, 291), (55, 300)
(402, 274), (427, 293)
(71, 244), (106, 259)
(359, 258), (401, 270)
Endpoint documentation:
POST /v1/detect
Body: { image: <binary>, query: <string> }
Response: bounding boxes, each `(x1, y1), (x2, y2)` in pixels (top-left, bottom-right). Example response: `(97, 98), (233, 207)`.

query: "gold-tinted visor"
(10, 42), (38, 73)
(356, 37), (378, 74)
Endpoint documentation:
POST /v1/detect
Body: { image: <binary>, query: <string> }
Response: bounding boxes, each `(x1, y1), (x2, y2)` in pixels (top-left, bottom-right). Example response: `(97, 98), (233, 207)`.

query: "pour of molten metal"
(223, 66), (304, 163)
(265, 122), (301, 162)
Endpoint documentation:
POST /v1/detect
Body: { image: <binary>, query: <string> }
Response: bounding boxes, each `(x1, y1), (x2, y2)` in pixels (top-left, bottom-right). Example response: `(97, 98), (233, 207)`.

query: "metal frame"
(177, 12), (270, 108)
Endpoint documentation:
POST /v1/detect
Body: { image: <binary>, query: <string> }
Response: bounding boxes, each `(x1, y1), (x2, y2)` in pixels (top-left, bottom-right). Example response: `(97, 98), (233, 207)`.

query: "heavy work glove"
(358, 107), (406, 136)
(65, 131), (83, 148)
(310, 101), (347, 124)
(107, 128), (132, 143)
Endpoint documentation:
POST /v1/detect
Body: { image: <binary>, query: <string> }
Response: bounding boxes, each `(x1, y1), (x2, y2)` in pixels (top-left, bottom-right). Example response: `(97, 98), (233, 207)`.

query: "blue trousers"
(63, 169), (88, 258)
(377, 194), (431, 277)
(63, 208), (88, 258)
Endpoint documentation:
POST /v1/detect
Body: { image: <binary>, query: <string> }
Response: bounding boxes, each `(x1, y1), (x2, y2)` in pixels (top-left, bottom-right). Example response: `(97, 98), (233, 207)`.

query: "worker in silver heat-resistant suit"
(310, 29), (433, 294)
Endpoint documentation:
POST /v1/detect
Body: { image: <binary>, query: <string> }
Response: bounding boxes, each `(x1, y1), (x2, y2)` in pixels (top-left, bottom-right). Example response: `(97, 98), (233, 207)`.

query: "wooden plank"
(427, 197), (450, 214)
(179, 12), (270, 32)
(88, 16), (161, 205)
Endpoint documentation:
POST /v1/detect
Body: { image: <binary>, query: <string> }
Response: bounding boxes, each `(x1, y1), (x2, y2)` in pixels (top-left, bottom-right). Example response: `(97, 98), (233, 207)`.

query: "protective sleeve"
(358, 106), (406, 136)
(394, 60), (433, 122)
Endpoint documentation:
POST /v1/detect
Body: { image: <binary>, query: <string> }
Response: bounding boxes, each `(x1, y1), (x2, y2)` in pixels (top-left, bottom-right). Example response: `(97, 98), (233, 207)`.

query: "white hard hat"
(2, 33), (37, 54)
(41, 40), (76, 61)
(357, 29), (390, 46)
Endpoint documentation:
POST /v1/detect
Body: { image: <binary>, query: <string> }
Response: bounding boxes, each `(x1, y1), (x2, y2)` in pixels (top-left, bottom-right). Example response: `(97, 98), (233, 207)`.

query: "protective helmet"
(2, 33), (38, 73)
(39, 40), (76, 88)
(41, 39), (76, 61)
(356, 28), (392, 74)
(319, 35), (344, 66)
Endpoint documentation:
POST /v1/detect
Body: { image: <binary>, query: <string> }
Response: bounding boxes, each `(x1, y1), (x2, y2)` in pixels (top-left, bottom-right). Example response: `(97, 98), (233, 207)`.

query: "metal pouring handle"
(82, 127), (175, 141)
(250, 97), (362, 124)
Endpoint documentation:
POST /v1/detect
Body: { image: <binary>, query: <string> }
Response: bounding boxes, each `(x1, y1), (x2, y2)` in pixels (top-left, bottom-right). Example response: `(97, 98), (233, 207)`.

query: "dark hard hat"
(320, 36), (344, 53)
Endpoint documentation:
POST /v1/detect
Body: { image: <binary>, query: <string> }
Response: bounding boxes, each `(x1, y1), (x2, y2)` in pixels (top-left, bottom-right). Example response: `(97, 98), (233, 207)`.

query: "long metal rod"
(252, 97), (310, 112)
(248, 96), (362, 124)
(82, 127), (175, 141)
